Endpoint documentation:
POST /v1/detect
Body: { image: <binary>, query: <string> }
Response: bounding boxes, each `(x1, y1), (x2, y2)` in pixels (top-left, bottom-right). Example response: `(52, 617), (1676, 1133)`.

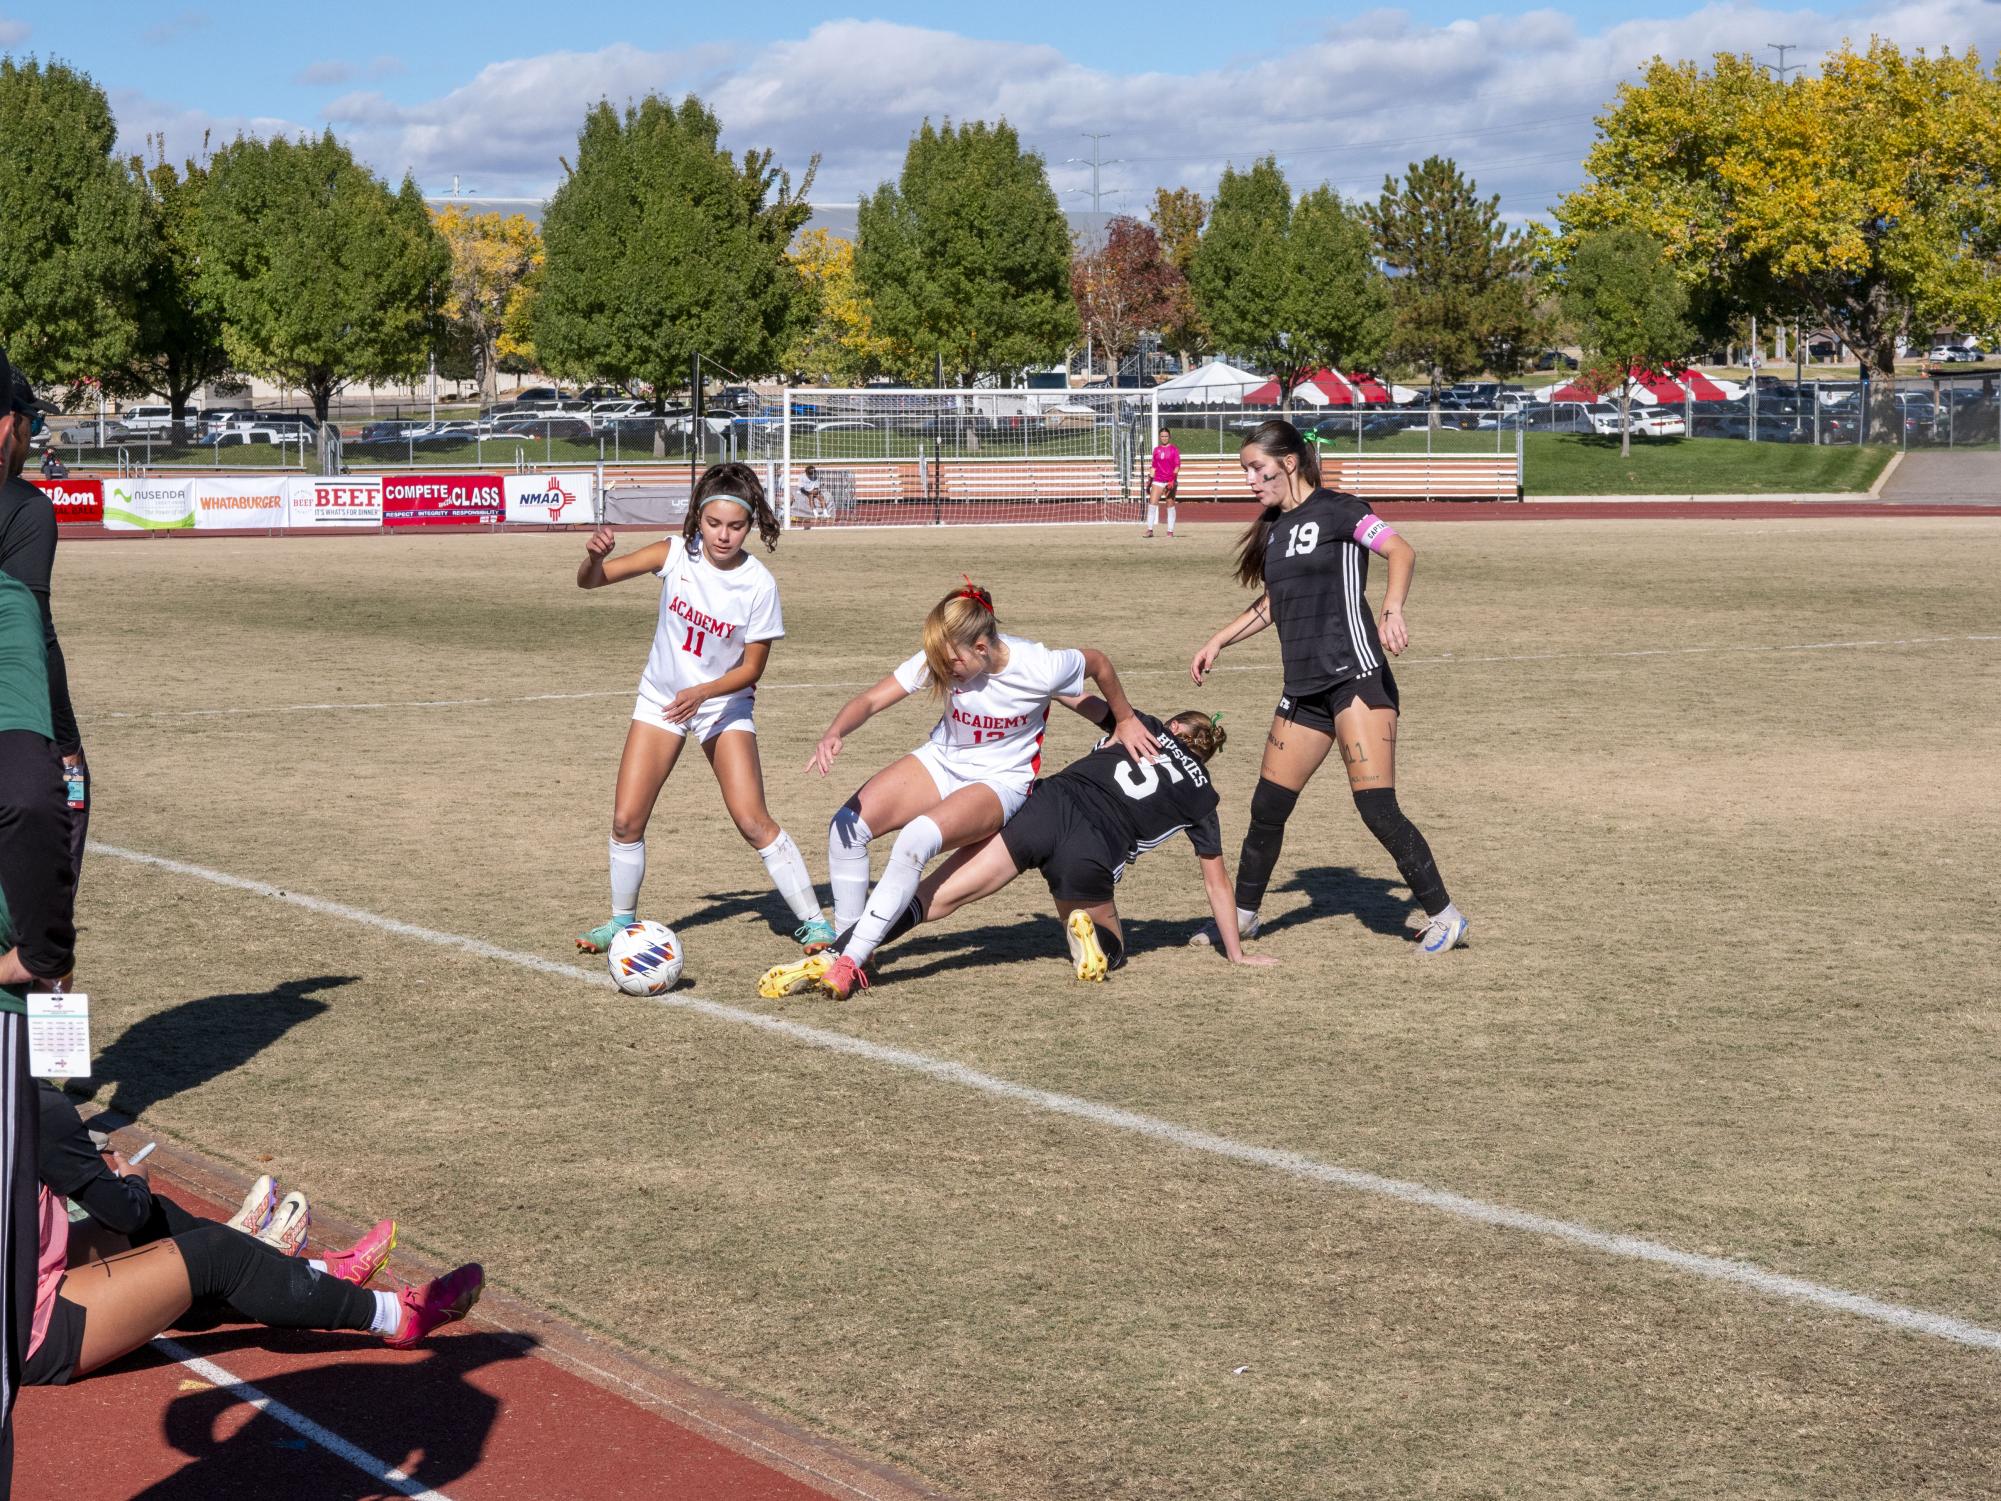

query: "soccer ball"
(606, 920), (684, 996)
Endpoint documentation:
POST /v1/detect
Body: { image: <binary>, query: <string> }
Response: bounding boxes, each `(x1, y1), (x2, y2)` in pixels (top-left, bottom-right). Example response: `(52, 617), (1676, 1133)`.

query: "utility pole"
(1765, 43), (1801, 82)
(1065, 133), (1125, 214)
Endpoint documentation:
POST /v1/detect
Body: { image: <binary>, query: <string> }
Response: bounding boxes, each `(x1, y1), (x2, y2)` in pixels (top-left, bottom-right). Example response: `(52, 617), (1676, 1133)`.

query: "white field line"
(74, 633), (2001, 725)
(154, 1339), (453, 1499)
(99, 840), (2001, 1357)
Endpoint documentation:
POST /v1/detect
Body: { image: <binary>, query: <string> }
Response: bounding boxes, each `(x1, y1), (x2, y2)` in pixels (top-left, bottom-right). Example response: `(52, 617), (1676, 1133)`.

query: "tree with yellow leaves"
(1559, 41), (2001, 415)
(784, 229), (898, 383)
(432, 204), (543, 401)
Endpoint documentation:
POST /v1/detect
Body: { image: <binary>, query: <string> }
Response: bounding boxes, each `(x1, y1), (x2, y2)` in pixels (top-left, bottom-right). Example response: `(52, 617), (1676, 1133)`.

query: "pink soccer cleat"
(385, 1263), (484, 1348)
(321, 1219), (398, 1286)
(815, 955), (869, 1001)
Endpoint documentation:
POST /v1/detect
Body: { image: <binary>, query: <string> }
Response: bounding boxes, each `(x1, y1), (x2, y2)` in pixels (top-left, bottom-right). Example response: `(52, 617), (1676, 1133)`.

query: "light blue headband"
(698, 492), (755, 515)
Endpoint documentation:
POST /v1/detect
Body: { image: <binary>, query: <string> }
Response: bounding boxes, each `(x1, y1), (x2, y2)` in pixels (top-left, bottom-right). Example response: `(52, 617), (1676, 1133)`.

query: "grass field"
(58, 518), (2001, 1499)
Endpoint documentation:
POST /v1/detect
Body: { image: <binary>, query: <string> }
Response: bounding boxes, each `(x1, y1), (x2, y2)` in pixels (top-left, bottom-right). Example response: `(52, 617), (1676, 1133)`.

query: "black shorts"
(1275, 668), (1400, 734)
(24, 1293), (85, 1386)
(999, 782), (1125, 905)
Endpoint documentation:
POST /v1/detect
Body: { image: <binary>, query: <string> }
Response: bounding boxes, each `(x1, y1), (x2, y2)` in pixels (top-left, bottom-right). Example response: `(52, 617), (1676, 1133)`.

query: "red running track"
(14, 1153), (943, 1501)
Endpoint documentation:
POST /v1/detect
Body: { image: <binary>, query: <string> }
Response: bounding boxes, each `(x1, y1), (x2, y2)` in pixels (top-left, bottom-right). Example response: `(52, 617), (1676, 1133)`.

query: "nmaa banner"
(504, 472), (596, 524)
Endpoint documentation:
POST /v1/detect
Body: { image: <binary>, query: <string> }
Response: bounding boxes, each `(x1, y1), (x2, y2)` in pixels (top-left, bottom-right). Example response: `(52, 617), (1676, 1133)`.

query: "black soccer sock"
(1235, 778), (1300, 911)
(1353, 787), (1450, 916)
(133, 1193), (204, 1247)
(173, 1223), (376, 1332)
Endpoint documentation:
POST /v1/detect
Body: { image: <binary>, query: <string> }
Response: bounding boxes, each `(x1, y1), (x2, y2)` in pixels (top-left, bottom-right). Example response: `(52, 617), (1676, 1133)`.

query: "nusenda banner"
(103, 478), (195, 530)
(33, 477), (103, 525)
(381, 474), (503, 528)
(287, 477), (383, 528)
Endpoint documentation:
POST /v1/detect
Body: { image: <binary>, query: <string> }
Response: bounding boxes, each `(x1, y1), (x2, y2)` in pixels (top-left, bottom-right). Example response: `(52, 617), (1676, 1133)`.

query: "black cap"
(7, 366), (56, 418)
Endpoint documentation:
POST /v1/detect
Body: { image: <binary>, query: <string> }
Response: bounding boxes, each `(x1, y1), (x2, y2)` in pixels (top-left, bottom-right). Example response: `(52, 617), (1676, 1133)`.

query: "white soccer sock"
(1166, 506), (1177, 532)
(609, 837), (646, 917)
(757, 830), (822, 924)
(369, 1289), (402, 1337)
(1145, 503), (1158, 529)
(828, 808), (873, 930)
(843, 816), (941, 967)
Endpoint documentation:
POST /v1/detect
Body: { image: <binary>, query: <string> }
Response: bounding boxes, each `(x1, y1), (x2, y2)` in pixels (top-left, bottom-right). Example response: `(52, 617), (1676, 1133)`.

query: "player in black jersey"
(1188, 418), (1469, 955)
(757, 707), (1272, 993)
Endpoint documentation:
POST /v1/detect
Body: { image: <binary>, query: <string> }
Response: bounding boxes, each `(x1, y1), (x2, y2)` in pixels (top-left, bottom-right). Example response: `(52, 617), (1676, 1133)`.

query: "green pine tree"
(195, 131), (447, 423)
(534, 95), (814, 403)
(1368, 155), (1541, 403)
(856, 120), (1079, 385)
(0, 58), (148, 383)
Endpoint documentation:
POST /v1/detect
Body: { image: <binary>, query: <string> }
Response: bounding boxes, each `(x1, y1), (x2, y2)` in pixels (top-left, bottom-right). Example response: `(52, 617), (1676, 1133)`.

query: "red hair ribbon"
(954, 574), (992, 610)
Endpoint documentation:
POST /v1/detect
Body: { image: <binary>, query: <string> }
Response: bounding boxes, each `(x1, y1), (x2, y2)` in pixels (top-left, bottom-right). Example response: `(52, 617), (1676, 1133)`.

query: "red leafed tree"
(1070, 216), (1177, 383)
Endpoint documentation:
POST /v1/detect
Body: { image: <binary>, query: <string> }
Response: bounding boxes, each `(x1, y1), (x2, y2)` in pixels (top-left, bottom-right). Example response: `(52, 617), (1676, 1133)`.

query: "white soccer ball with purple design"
(607, 920), (684, 995)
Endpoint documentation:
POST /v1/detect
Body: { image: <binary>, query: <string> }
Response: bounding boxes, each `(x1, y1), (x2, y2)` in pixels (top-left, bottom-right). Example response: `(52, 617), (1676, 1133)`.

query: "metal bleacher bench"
(1172, 453), (1521, 503)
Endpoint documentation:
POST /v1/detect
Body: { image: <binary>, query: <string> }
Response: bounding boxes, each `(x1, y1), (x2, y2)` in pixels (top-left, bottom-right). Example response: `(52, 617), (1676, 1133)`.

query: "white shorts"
(634, 679), (756, 742)
(908, 742), (1033, 821)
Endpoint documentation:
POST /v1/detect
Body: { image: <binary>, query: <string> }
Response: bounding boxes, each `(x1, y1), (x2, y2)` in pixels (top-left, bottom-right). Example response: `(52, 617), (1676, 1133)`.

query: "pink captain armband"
(1354, 516), (1398, 554)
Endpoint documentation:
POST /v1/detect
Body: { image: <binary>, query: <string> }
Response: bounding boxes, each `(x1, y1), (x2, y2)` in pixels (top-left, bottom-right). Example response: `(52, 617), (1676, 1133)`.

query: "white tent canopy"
(1151, 360), (1265, 406)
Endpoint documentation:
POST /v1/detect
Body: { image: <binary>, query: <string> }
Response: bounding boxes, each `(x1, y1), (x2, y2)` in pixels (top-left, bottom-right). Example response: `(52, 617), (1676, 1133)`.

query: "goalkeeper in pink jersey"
(1145, 428), (1181, 538)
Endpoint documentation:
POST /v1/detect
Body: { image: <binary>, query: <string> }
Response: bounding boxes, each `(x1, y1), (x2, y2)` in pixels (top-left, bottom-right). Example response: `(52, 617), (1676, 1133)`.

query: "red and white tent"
(1242, 369), (1401, 406)
(1542, 368), (1744, 404)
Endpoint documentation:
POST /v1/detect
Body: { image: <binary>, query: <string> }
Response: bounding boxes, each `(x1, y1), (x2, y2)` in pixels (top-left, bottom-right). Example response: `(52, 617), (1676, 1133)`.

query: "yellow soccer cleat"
(1067, 911), (1109, 983)
(758, 952), (832, 999)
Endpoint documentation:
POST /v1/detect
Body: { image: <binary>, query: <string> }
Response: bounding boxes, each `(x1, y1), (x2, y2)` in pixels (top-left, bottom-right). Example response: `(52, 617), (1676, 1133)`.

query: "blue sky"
(7, 1), (1997, 220)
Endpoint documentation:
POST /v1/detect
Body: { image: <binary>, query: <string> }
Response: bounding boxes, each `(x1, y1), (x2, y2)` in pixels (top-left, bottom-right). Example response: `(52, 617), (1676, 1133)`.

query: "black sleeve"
(0, 728), (76, 978)
(1187, 811), (1224, 860)
(35, 1084), (154, 1234)
(1327, 493), (1376, 543)
(0, 500), (77, 753)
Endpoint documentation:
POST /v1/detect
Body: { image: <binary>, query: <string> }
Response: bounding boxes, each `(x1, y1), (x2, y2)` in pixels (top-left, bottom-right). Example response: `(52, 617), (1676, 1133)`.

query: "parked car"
(506, 386), (567, 405)
(354, 421), (417, 444)
(119, 404), (175, 433)
(1589, 407), (1686, 437)
(492, 416), (593, 443)
(204, 414), (319, 446)
(1929, 345), (1981, 363)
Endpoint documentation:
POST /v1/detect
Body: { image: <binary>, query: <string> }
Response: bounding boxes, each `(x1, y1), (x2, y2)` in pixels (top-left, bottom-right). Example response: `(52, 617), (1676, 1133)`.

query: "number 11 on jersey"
(680, 624), (708, 656)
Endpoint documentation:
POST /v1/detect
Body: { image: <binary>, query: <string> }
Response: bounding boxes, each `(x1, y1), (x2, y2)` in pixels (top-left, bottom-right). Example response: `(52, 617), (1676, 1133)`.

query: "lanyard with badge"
(26, 987), (89, 1078)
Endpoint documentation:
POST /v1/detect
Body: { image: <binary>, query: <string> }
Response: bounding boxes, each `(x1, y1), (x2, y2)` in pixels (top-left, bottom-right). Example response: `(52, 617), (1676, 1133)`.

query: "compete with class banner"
(103, 478), (195, 530)
(503, 471), (596, 524)
(192, 477), (288, 530)
(286, 476), (383, 528)
(34, 478), (103, 525)
(382, 474), (503, 527)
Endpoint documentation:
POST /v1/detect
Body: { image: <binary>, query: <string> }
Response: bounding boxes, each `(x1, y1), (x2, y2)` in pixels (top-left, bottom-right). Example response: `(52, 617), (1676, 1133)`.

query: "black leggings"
(172, 1224), (375, 1333)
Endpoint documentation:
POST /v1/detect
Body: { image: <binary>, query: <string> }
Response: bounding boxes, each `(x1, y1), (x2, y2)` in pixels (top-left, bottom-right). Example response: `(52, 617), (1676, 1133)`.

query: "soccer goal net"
(772, 388), (1152, 528)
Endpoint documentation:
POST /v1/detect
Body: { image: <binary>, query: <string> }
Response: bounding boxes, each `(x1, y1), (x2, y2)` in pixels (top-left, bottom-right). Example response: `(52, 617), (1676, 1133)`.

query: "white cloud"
(0, 19), (28, 47)
(103, 2), (2001, 218)
(295, 59), (355, 87)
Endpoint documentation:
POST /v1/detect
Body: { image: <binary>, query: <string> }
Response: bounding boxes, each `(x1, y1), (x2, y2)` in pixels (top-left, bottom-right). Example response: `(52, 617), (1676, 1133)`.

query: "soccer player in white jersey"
(766, 580), (1157, 1000)
(573, 462), (834, 956)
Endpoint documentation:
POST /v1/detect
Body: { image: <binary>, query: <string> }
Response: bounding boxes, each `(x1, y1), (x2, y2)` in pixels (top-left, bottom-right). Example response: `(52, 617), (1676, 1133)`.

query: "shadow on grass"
(117, 1326), (531, 1498)
(1258, 865), (1415, 941)
(674, 887), (804, 937)
(94, 977), (355, 1122)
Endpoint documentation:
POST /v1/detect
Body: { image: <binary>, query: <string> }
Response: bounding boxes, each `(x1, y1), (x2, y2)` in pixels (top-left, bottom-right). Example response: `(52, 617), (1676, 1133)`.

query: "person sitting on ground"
(22, 1089), (480, 1387)
(36, 1081), (384, 1264)
(35, 448), (63, 482)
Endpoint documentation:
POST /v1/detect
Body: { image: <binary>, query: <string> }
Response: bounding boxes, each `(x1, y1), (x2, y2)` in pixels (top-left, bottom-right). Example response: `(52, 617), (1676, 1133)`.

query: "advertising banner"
(33, 478), (103, 525)
(503, 471), (596, 525)
(286, 476), (383, 528)
(192, 476), (288, 530)
(103, 478), (195, 531)
(382, 474), (503, 528)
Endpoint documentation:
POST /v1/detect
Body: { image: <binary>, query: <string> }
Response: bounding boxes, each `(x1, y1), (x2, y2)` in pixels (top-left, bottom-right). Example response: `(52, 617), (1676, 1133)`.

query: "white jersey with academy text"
(639, 537), (783, 699)
(892, 634), (1086, 780)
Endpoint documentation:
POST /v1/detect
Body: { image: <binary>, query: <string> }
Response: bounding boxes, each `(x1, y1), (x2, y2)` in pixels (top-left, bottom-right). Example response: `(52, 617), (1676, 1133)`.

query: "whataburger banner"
(191, 477), (287, 529)
(104, 478), (195, 530)
(286, 476), (383, 527)
(503, 471), (596, 524)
